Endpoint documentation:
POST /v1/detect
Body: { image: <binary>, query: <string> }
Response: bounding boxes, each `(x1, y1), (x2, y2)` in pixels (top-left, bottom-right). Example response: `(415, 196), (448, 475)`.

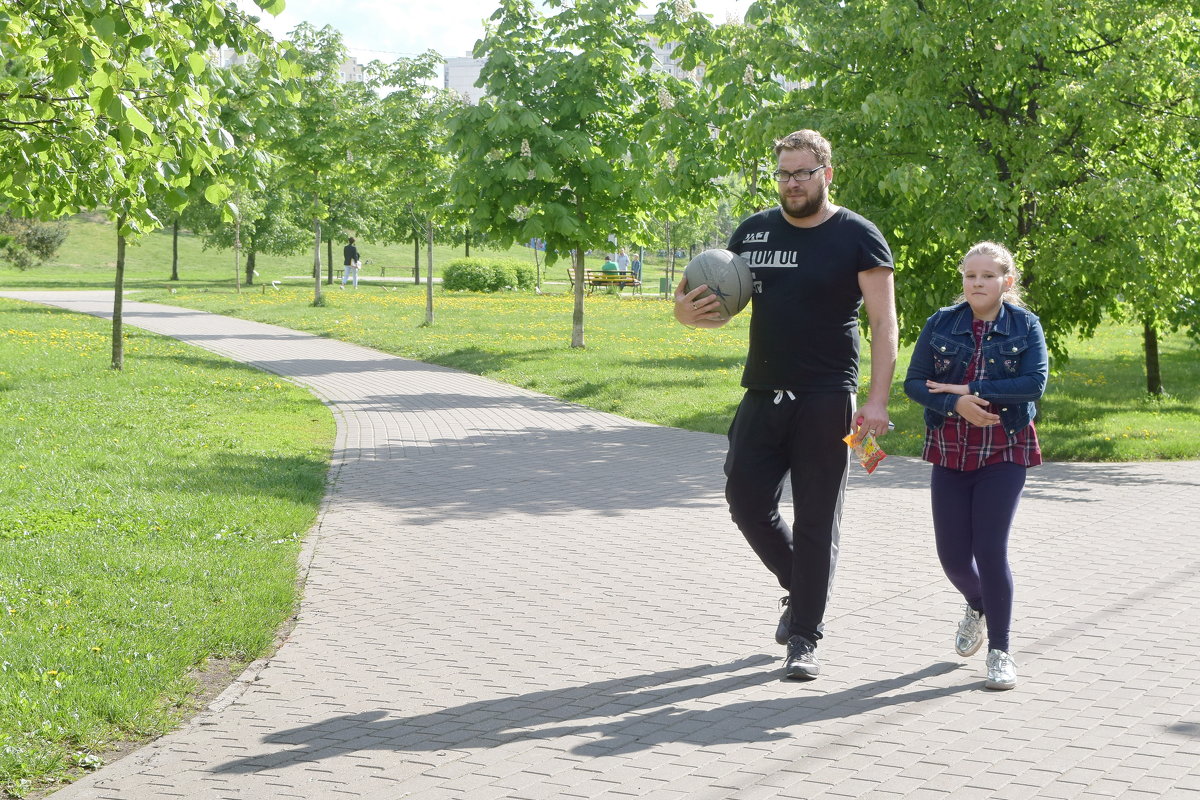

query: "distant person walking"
(342, 237), (360, 288)
(903, 241), (1048, 691)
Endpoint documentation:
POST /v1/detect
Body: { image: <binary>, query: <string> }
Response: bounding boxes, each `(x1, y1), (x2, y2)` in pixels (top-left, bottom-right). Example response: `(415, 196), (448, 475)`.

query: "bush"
(443, 258), (536, 292)
(0, 214), (68, 270)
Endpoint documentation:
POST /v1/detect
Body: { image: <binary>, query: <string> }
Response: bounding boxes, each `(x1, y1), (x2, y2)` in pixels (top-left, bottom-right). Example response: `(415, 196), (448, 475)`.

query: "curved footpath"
(5, 290), (1199, 800)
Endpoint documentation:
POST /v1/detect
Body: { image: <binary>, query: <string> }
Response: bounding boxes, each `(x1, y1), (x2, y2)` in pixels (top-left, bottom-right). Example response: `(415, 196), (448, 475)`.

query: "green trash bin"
(659, 277), (671, 298)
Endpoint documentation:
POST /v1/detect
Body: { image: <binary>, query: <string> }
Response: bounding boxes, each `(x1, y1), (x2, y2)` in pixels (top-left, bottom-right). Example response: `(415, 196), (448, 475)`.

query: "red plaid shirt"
(923, 319), (1042, 471)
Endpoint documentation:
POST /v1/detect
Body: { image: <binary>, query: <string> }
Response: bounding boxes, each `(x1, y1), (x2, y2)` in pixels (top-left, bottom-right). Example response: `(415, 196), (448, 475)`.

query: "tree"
(726, 0), (1200, 389)
(448, 0), (720, 347)
(365, 53), (459, 323)
(0, 0), (290, 366)
(267, 23), (365, 306)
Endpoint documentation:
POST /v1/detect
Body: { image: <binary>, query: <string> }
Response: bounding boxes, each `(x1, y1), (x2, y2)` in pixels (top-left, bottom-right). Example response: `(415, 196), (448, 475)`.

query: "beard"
(779, 183), (828, 219)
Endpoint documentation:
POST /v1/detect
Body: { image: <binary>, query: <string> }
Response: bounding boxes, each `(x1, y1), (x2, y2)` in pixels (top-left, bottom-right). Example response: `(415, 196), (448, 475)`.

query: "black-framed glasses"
(772, 166), (826, 183)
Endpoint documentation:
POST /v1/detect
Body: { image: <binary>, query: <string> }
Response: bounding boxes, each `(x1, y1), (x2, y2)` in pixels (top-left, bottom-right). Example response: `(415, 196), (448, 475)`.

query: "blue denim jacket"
(904, 301), (1048, 437)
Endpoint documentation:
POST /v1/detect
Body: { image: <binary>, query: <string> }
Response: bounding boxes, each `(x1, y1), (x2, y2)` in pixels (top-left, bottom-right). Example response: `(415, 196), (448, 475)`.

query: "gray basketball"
(682, 249), (753, 318)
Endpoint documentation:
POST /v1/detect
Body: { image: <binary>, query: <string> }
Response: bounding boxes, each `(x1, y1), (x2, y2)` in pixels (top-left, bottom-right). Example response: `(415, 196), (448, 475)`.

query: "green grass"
(0, 299), (333, 797)
(121, 282), (1200, 462)
(2, 214), (684, 293)
(3, 216), (1197, 462)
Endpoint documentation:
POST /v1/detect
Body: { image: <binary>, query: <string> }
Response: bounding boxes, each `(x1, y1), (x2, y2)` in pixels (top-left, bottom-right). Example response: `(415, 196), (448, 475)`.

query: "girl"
(904, 241), (1048, 690)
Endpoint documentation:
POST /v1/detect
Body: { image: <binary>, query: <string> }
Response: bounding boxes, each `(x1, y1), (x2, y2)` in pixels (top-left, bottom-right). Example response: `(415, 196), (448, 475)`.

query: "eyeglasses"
(772, 166), (826, 183)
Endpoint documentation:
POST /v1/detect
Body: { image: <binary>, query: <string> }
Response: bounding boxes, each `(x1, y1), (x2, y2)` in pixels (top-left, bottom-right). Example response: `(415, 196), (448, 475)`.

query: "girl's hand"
(954, 395), (1001, 427)
(926, 381), (968, 395)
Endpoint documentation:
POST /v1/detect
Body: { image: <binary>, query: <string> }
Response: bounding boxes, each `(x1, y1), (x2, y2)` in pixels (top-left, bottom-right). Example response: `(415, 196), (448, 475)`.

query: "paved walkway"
(5, 290), (1200, 800)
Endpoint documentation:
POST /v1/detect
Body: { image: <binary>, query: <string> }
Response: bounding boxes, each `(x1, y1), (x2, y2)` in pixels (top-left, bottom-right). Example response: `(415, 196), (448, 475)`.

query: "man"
(342, 237), (360, 288)
(674, 130), (898, 680)
(616, 248), (631, 272)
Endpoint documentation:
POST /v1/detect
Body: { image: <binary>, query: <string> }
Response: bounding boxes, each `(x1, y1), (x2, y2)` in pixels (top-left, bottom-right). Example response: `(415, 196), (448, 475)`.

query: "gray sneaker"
(784, 635), (820, 680)
(955, 605), (985, 657)
(775, 596), (791, 645)
(985, 649), (1017, 690)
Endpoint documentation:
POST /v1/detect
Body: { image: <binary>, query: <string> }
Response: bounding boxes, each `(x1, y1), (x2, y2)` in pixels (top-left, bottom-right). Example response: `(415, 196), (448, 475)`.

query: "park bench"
(566, 268), (642, 294)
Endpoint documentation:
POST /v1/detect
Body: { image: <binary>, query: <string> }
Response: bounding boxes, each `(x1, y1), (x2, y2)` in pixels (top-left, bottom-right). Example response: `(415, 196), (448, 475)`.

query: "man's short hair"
(348, 237), (355, 244)
(773, 130), (832, 165)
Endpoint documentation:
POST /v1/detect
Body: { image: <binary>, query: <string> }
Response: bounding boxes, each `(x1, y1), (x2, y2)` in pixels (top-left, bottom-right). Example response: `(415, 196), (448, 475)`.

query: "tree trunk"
(413, 237), (420, 285)
(245, 248), (256, 286)
(233, 211), (241, 295)
(571, 247), (585, 348)
(464, 225), (470, 257)
(1144, 318), (1163, 395)
(313, 214), (323, 306)
(326, 236), (334, 285)
(425, 219), (435, 326)
(665, 221), (675, 281)
(111, 214), (126, 370)
(169, 217), (179, 281)
(533, 243), (541, 291)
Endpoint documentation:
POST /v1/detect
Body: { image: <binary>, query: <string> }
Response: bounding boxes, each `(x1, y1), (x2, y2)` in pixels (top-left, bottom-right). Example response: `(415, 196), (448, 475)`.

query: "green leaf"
(92, 14), (116, 43)
(257, 0), (287, 14)
(52, 61), (80, 89)
(187, 52), (208, 75)
(204, 183), (232, 204)
(124, 104), (154, 135)
(166, 187), (190, 211)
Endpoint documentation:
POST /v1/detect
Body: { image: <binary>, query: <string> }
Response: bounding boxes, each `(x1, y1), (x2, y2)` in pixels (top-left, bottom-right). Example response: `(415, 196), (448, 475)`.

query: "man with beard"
(674, 129), (897, 680)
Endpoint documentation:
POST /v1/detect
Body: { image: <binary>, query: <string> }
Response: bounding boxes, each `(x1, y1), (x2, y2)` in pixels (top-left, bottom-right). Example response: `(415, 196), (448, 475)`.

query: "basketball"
(682, 249), (754, 318)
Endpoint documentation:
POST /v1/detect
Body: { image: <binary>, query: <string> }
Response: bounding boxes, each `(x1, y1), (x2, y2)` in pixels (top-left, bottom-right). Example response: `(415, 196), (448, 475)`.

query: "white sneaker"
(955, 605), (984, 657)
(985, 649), (1017, 690)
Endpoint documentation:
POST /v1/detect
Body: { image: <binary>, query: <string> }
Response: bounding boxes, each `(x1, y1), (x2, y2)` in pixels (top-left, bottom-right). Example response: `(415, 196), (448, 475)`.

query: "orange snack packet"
(843, 428), (887, 475)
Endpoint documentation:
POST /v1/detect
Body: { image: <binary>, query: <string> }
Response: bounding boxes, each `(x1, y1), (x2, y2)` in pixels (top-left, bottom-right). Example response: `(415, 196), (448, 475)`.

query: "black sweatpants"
(724, 389), (854, 643)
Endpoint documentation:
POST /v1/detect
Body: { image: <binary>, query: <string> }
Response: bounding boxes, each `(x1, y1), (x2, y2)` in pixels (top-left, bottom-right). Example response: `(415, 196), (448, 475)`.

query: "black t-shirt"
(727, 206), (893, 392)
(343, 244), (359, 266)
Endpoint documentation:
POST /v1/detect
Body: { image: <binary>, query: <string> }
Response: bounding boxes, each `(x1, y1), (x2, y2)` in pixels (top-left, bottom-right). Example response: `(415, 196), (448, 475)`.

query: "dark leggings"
(930, 462), (1026, 653)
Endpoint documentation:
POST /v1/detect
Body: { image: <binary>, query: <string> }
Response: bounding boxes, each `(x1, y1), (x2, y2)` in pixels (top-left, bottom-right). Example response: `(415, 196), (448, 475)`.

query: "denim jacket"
(904, 301), (1048, 438)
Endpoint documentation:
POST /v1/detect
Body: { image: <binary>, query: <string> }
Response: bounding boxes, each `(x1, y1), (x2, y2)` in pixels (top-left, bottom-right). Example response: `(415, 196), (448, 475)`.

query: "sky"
(235, 0), (753, 65)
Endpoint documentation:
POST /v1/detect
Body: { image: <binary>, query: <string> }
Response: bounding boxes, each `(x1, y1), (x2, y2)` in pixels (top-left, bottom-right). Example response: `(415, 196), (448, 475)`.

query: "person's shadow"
(213, 656), (969, 774)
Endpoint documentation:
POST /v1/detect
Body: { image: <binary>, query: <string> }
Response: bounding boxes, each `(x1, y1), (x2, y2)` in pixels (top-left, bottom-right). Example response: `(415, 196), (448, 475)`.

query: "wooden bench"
(583, 269), (642, 293)
(564, 268), (643, 293)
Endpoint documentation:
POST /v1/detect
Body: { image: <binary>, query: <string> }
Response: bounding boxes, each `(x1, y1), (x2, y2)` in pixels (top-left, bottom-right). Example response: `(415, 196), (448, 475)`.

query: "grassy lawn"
(0, 299), (333, 797)
(124, 282), (1200, 462)
(3, 214), (685, 293)
(4, 214), (1198, 462)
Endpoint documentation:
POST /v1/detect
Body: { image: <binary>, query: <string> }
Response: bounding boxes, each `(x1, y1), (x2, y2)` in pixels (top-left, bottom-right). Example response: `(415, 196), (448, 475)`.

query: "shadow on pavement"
(211, 658), (968, 774)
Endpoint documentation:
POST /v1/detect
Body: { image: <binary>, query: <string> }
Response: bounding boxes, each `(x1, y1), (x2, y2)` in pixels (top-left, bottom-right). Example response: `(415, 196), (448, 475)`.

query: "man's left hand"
(856, 401), (890, 439)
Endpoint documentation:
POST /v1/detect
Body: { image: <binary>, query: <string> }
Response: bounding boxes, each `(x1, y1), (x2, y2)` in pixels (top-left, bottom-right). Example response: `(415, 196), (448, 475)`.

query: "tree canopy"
(721, 0), (1200, 361)
(0, 0), (291, 234)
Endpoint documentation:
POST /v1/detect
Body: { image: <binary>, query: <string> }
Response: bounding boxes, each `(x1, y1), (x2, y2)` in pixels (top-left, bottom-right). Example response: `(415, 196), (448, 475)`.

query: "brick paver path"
(6, 291), (1199, 800)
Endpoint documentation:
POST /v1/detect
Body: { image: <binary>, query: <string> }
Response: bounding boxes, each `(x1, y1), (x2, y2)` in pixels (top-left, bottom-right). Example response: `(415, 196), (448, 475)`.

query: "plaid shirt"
(923, 319), (1042, 471)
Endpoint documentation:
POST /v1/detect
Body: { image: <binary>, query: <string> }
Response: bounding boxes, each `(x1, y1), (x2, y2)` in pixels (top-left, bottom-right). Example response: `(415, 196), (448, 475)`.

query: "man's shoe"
(955, 604), (985, 657)
(775, 596), (791, 645)
(784, 635), (820, 680)
(984, 649), (1017, 690)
